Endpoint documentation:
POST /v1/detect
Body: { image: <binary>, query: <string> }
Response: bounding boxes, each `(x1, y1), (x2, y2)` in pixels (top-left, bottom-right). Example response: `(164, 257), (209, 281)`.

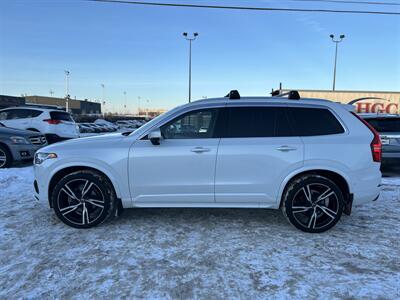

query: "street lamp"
(123, 91), (127, 114)
(183, 32), (199, 103)
(330, 34), (345, 91)
(64, 70), (70, 112)
(101, 84), (105, 114)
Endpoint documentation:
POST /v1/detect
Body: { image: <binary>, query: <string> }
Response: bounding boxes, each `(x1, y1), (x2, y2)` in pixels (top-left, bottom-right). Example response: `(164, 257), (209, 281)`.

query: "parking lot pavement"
(0, 167), (399, 299)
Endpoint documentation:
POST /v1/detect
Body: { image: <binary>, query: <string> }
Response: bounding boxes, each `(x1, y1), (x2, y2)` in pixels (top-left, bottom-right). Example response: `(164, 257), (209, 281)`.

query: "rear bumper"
(351, 165), (381, 205)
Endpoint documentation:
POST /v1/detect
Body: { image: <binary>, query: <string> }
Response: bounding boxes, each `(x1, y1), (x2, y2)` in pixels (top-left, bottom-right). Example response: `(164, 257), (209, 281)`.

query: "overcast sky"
(1, 0), (399, 112)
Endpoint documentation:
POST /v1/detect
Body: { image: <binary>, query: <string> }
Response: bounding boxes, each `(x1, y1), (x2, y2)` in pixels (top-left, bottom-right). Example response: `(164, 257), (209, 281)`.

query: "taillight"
(43, 119), (61, 125)
(351, 112), (382, 163)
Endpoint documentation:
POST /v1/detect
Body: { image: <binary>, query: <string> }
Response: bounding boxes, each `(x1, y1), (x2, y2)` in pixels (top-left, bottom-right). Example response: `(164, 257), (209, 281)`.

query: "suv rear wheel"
(282, 175), (344, 233)
(51, 170), (117, 228)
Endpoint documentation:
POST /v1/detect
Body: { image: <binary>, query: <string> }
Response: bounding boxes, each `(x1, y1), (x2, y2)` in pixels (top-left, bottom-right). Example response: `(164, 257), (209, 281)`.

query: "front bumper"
(9, 144), (44, 161)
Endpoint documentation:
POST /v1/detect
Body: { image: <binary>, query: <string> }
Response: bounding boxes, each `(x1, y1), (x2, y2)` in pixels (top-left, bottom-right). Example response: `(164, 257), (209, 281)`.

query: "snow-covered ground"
(0, 166), (399, 299)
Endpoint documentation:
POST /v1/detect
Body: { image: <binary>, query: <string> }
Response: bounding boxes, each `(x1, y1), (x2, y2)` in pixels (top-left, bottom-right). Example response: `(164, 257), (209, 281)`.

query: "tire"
(0, 145), (12, 169)
(282, 175), (344, 233)
(51, 170), (117, 228)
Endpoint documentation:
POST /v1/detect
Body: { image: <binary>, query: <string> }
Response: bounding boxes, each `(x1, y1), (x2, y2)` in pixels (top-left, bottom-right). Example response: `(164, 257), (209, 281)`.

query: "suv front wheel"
(51, 170), (117, 228)
(282, 175), (344, 233)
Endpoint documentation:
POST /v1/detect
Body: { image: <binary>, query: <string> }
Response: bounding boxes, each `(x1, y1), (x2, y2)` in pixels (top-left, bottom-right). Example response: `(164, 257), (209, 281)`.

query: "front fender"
(46, 157), (128, 202)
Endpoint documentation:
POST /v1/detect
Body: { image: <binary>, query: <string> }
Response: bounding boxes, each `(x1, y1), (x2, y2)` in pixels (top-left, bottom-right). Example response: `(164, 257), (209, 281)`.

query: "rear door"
(215, 105), (304, 206)
(0, 109), (32, 130)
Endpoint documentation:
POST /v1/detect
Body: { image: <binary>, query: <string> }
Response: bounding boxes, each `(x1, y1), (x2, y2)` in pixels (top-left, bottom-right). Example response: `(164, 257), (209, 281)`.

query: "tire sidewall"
(51, 172), (113, 229)
(283, 175), (344, 233)
(0, 145), (12, 169)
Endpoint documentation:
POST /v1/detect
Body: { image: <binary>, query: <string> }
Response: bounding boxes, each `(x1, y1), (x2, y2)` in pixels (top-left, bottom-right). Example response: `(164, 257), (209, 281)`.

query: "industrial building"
(0, 95), (101, 115)
(282, 89), (400, 114)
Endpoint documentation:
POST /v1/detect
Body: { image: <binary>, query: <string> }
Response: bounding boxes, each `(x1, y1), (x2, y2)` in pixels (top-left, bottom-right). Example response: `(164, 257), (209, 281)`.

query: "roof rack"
(225, 90), (240, 100)
(271, 90), (300, 100)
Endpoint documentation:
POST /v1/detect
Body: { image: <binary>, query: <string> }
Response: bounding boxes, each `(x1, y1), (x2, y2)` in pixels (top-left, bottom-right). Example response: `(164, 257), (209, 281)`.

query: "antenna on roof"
(225, 90), (240, 100)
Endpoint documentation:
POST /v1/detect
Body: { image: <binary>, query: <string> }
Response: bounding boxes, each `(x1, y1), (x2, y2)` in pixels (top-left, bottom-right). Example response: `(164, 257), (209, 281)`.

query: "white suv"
(33, 91), (382, 232)
(0, 107), (79, 144)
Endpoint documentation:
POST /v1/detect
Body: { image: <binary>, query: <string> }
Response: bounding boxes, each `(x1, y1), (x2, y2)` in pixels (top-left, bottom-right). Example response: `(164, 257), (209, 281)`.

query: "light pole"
(123, 91), (127, 114)
(64, 70), (70, 112)
(138, 96), (141, 116)
(101, 84), (105, 114)
(183, 32), (198, 103)
(330, 34), (345, 91)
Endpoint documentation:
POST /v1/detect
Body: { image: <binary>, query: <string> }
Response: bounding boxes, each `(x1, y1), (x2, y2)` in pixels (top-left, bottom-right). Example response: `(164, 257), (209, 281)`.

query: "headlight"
(34, 152), (57, 165)
(10, 136), (30, 144)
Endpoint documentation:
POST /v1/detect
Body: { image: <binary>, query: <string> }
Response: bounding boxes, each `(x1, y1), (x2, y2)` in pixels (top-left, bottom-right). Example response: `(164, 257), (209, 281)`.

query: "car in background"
(115, 120), (135, 129)
(78, 123), (96, 134)
(360, 114), (400, 165)
(96, 123), (117, 132)
(0, 123), (47, 168)
(0, 107), (79, 144)
(94, 119), (119, 132)
(86, 123), (104, 133)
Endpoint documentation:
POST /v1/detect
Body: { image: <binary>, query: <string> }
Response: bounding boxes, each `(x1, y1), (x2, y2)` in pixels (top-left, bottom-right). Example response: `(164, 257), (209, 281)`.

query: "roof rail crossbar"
(225, 90), (240, 100)
(272, 90), (300, 100)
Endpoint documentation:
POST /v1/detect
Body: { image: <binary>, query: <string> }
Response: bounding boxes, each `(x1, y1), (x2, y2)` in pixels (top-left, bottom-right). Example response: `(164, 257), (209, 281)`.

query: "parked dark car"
(360, 113), (400, 165)
(0, 123), (47, 168)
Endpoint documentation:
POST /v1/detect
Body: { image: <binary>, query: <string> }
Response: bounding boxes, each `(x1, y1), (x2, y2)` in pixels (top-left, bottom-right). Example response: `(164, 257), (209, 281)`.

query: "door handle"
(191, 147), (211, 153)
(276, 145), (297, 152)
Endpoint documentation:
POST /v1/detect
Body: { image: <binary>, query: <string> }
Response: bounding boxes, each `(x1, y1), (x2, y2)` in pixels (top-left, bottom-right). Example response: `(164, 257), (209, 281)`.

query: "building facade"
(0, 95), (101, 115)
(24, 96), (101, 115)
(282, 89), (400, 114)
(0, 95), (25, 109)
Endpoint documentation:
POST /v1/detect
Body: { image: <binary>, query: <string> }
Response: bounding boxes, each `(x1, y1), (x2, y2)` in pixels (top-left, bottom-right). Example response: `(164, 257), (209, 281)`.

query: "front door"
(129, 108), (222, 204)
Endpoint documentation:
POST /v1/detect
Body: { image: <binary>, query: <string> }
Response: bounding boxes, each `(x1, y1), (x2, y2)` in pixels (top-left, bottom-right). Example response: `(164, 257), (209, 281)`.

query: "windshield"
(365, 118), (400, 133)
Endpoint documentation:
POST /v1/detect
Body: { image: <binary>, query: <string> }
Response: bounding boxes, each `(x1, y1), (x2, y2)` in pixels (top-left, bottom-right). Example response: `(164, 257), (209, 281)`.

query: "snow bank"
(0, 167), (399, 299)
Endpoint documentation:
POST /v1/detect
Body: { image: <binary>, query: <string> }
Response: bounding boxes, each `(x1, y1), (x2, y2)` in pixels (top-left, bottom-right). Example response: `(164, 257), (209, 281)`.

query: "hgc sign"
(348, 98), (399, 114)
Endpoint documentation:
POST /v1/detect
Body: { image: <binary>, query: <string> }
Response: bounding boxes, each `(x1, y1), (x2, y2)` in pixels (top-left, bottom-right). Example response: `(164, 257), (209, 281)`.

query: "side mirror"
(148, 128), (162, 145)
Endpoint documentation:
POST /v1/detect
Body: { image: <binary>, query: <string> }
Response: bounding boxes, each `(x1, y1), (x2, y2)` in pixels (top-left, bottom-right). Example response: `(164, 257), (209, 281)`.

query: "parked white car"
(33, 91), (382, 232)
(0, 107), (79, 144)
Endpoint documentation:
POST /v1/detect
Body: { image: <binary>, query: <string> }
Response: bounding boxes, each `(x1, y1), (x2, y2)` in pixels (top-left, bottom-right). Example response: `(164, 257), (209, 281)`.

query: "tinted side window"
(0, 111), (9, 120)
(225, 107), (293, 138)
(288, 107), (344, 136)
(27, 109), (42, 118)
(161, 108), (220, 139)
(5, 109), (22, 120)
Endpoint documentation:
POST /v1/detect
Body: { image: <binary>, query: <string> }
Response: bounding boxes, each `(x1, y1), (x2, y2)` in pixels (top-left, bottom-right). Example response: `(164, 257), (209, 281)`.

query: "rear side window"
(364, 118), (400, 133)
(288, 107), (344, 136)
(50, 111), (73, 121)
(225, 107), (293, 138)
(0, 109), (42, 119)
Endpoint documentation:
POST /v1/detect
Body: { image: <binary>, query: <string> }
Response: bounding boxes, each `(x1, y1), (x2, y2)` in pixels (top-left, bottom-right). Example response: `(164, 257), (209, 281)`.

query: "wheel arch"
(278, 168), (351, 208)
(48, 165), (122, 208)
(0, 142), (13, 159)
